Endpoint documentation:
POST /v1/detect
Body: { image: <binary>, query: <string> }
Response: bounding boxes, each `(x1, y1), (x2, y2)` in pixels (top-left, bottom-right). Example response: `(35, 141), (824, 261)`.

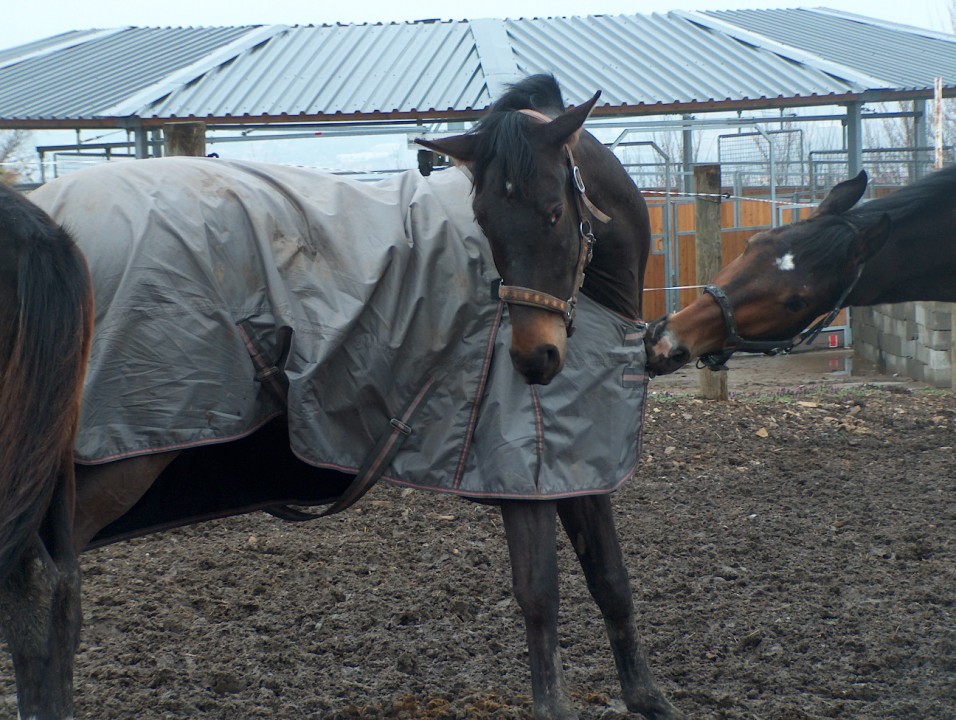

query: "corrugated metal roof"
(150, 22), (487, 120)
(0, 8), (953, 129)
(506, 12), (874, 110)
(0, 26), (258, 122)
(702, 8), (956, 91)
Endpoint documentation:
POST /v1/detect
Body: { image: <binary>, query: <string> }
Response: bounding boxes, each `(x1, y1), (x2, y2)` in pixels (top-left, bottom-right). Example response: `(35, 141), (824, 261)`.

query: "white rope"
(641, 189), (817, 207)
(644, 284), (707, 292)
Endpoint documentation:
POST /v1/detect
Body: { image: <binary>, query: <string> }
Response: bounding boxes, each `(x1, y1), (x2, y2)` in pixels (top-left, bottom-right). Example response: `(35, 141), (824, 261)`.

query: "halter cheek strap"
(495, 116), (611, 336)
(697, 262), (866, 370)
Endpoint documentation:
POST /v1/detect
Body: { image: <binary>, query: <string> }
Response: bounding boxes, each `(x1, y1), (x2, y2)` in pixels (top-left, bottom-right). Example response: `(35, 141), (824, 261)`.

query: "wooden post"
(163, 121), (206, 157)
(694, 164), (728, 400)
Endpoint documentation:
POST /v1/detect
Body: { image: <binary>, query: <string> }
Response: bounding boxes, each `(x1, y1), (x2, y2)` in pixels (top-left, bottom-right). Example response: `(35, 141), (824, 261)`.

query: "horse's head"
(416, 91), (601, 385)
(645, 171), (891, 375)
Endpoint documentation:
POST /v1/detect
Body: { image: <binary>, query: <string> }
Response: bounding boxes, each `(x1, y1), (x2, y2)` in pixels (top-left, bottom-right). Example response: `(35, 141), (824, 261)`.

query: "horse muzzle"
(507, 305), (568, 385)
(509, 343), (565, 385)
(644, 316), (691, 377)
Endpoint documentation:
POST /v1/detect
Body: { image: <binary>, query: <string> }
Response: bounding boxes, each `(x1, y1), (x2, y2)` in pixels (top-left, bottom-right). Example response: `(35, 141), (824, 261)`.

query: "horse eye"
(785, 296), (808, 312)
(548, 206), (563, 226)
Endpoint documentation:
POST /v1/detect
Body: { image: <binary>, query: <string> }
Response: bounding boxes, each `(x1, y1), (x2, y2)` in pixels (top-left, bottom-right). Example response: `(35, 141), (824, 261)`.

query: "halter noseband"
(493, 111), (610, 337)
(697, 262), (865, 370)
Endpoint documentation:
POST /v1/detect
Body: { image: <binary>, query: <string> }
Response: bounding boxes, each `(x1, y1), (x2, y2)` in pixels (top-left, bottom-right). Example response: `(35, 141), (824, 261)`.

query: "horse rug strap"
(316, 374), (440, 517)
(237, 321), (293, 405)
(236, 319), (440, 518)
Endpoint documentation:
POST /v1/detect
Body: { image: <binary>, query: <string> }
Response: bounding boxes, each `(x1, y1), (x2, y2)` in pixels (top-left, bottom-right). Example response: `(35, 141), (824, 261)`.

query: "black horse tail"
(0, 184), (93, 580)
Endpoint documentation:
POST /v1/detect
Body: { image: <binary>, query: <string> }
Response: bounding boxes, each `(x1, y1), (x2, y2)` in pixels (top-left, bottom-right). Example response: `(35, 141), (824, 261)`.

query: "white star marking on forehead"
(775, 252), (796, 271)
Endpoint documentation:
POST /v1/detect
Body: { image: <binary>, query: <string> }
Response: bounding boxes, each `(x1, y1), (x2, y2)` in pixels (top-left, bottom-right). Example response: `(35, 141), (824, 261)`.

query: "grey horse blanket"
(31, 157), (648, 499)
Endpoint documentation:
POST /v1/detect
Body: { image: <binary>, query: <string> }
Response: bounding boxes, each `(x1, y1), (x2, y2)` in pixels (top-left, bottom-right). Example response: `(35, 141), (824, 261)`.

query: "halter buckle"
(572, 165), (586, 193)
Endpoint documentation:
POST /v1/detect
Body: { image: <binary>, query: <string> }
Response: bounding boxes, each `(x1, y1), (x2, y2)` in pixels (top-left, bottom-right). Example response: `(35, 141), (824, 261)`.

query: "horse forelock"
(492, 74), (566, 115)
(790, 215), (860, 274)
(469, 75), (567, 198)
(470, 111), (540, 199)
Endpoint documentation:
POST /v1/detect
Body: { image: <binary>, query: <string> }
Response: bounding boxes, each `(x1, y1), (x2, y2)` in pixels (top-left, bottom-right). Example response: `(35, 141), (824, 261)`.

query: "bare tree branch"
(0, 130), (30, 185)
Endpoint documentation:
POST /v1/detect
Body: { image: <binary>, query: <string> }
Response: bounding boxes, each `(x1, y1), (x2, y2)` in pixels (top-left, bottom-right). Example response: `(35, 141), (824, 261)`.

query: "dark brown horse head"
(417, 78), (601, 385)
(645, 171), (891, 375)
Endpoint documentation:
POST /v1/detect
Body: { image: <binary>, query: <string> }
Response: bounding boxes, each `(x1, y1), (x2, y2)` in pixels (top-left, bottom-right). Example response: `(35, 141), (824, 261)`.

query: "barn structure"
(1, 7), (954, 384)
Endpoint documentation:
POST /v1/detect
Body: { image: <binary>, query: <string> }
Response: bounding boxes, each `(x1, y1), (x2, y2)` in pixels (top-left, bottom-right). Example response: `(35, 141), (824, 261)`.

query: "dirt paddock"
(1, 349), (953, 719)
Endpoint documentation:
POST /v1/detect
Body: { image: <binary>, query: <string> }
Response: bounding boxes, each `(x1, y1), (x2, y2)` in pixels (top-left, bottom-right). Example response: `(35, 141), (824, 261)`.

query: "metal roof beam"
(470, 19), (521, 101)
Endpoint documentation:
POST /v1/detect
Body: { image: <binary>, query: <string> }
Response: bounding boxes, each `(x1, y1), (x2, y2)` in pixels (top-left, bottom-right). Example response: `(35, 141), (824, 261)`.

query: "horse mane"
(794, 164), (956, 271)
(468, 74), (567, 198)
(851, 163), (956, 225)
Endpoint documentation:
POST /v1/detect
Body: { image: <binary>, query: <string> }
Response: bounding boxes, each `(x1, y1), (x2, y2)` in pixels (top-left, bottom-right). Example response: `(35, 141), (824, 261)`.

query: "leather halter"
(494, 109), (611, 337)
(698, 263), (865, 370)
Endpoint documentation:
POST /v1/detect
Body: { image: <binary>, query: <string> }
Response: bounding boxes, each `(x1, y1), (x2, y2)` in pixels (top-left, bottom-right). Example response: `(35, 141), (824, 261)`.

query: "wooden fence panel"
(643, 198), (769, 319)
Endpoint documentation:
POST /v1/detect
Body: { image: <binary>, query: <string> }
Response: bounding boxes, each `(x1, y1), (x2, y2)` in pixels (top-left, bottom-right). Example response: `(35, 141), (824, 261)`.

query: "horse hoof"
(626, 692), (684, 720)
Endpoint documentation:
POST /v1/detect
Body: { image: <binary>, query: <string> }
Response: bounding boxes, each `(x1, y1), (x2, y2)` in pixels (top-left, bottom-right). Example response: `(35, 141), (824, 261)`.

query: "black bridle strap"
(701, 284), (797, 355)
(795, 262), (865, 348)
(568, 155), (612, 224)
(698, 262), (866, 370)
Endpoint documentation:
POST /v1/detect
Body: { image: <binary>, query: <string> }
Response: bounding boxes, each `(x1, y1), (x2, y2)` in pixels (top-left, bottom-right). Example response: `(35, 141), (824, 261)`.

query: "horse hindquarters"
(0, 456), (81, 720)
(0, 187), (93, 718)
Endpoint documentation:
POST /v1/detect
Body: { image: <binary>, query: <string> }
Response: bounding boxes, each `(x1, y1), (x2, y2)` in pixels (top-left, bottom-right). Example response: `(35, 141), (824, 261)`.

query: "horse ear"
(851, 213), (891, 263)
(536, 91), (602, 149)
(415, 135), (479, 163)
(811, 170), (868, 217)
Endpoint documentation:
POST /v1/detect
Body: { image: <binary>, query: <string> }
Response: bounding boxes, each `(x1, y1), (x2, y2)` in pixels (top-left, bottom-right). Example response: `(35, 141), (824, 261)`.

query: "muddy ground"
(1, 349), (954, 719)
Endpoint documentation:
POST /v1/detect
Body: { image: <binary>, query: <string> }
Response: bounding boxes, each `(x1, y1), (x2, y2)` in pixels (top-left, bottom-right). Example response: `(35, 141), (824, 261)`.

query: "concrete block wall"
(851, 301), (953, 387)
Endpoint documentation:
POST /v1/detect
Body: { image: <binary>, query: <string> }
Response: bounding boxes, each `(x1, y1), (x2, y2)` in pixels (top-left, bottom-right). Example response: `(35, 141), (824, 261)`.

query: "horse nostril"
(671, 347), (690, 365)
(510, 344), (563, 385)
(646, 317), (669, 342)
(541, 344), (560, 372)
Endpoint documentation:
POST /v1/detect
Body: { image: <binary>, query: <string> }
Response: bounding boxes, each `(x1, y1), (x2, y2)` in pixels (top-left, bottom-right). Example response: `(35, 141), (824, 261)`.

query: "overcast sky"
(2, 0), (952, 50)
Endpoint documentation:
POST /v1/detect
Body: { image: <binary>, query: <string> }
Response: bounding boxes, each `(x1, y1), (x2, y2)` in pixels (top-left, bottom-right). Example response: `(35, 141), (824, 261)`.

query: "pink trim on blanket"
(75, 412), (284, 465)
(529, 385), (544, 490)
(452, 301), (505, 490)
(384, 459), (640, 500)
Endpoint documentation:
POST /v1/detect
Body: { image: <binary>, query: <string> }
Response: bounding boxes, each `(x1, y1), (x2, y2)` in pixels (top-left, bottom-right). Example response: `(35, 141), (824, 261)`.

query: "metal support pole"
(913, 98), (927, 181)
(845, 102), (863, 178)
(681, 115), (694, 194)
(754, 126), (777, 225)
(150, 128), (163, 157)
(132, 127), (150, 159)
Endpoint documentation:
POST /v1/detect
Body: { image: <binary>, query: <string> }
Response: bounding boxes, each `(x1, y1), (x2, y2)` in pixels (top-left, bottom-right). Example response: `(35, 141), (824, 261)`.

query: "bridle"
(493, 110), (610, 337)
(697, 262), (865, 370)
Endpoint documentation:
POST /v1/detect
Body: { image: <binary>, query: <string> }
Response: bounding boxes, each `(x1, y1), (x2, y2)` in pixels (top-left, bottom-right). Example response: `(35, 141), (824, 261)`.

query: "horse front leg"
(500, 500), (576, 720)
(557, 495), (683, 720)
(0, 465), (81, 720)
